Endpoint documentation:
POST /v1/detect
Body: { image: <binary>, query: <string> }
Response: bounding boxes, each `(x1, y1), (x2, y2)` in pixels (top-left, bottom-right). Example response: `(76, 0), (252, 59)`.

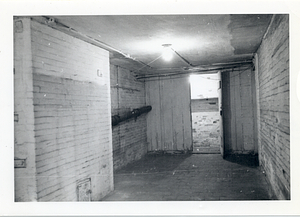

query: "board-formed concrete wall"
(221, 65), (257, 155)
(110, 65), (147, 171)
(145, 76), (192, 152)
(256, 14), (290, 200)
(14, 18), (114, 201)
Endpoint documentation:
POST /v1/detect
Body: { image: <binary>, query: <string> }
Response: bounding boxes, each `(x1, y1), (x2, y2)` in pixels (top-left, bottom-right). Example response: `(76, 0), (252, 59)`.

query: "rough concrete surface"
(103, 153), (275, 201)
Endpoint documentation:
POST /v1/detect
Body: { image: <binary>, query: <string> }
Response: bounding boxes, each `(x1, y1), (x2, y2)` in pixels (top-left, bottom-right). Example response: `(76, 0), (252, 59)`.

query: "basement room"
(13, 14), (290, 203)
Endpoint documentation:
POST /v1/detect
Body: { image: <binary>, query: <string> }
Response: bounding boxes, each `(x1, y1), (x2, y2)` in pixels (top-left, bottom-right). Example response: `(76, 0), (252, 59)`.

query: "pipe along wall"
(111, 106), (152, 126)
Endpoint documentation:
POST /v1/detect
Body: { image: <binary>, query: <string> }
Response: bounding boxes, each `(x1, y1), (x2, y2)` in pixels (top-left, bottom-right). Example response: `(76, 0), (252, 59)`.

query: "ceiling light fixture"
(162, 44), (173, 61)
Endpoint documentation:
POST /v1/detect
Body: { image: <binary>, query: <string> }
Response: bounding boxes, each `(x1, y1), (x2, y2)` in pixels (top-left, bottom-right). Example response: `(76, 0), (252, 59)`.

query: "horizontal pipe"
(137, 59), (253, 74)
(136, 62), (253, 80)
(112, 106), (152, 126)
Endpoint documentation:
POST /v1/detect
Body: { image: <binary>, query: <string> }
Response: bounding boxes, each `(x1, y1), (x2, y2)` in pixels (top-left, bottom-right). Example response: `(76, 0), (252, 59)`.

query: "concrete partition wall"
(14, 18), (114, 201)
(145, 76), (192, 152)
(256, 14), (290, 200)
(221, 65), (257, 155)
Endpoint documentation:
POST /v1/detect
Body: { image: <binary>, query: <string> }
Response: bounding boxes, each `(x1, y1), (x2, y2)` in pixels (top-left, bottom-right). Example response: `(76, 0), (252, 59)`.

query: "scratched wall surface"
(14, 18), (114, 201)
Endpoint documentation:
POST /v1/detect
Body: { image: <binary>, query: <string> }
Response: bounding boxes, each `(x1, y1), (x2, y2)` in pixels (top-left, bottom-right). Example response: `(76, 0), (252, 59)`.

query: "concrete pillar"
(14, 17), (38, 201)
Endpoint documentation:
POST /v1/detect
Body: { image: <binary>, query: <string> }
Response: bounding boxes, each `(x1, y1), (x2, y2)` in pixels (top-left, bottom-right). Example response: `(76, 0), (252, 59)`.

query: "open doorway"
(190, 73), (221, 154)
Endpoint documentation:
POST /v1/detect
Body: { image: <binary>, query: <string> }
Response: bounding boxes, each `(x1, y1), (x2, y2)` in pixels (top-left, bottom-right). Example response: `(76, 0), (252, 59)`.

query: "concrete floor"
(102, 153), (275, 201)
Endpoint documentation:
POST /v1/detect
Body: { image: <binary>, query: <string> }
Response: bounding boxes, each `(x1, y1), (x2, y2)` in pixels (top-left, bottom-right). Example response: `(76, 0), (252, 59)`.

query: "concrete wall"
(146, 76), (192, 152)
(14, 18), (114, 201)
(222, 65), (257, 154)
(110, 65), (147, 171)
(256, 14), (290, 200)
(14, 18), (38, 202)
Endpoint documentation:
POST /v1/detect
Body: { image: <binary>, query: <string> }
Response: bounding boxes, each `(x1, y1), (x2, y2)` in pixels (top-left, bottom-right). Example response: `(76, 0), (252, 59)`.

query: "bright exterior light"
(162, 44), (173, 61)
(189, 74), (197, 84)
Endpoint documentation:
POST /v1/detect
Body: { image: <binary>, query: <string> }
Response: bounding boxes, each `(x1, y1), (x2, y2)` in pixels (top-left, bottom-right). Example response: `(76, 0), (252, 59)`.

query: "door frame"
(217, 71), (225, 158)
(189, 73), (224, 155)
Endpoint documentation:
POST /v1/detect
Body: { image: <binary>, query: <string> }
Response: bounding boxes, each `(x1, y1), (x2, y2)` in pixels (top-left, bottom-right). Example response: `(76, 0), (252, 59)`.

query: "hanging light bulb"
(162, 44), (173, 61)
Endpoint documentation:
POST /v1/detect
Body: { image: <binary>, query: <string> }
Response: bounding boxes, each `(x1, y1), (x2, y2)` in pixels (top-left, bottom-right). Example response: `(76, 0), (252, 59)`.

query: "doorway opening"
(190, 73), (222, 154)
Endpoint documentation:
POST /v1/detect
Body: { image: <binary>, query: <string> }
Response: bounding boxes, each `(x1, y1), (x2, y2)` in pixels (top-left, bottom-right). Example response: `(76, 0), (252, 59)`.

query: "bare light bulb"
(162, 44), (173, 61)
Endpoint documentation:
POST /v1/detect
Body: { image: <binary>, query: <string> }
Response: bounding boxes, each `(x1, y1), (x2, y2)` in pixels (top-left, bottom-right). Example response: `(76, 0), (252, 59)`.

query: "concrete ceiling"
(47, 14), (272, 76)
